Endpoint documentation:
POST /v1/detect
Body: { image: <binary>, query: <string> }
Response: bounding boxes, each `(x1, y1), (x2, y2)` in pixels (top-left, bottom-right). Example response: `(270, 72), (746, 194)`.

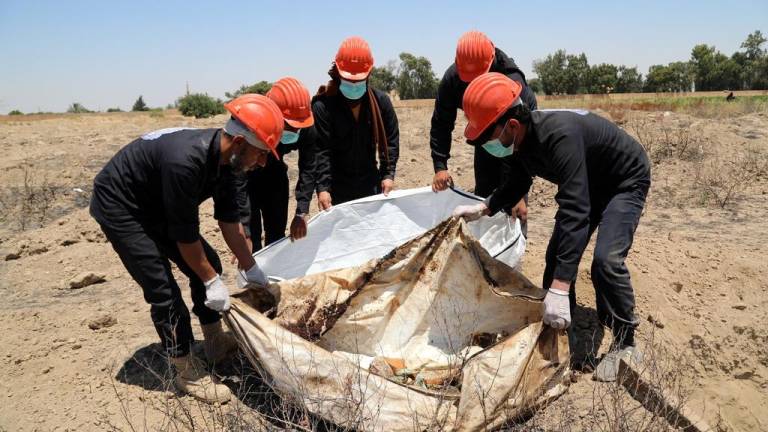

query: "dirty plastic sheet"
(252, 187), (526, 281)
(226, 219), (570, 431)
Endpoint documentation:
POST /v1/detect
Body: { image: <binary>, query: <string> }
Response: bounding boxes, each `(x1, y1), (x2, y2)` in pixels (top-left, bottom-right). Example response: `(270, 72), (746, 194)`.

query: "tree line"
(532, 30), (767, 94)
(9, 30), (765, 116)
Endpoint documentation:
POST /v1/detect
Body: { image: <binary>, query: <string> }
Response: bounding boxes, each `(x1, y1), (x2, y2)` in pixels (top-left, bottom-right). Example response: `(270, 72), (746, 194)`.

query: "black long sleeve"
(378, 93), (399, 180)
(429, 71), (461, 172)
(311, 99), (333, 193)
(547, 131), (591, 282)
(294, 128), (317, 215)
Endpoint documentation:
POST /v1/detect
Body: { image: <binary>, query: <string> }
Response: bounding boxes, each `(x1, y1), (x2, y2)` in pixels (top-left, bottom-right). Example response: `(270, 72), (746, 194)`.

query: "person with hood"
(90, 94), (283, 403)
(431, 31), (537, 231)
(453, 73), (651, 382)
(311, 36), (399, 210)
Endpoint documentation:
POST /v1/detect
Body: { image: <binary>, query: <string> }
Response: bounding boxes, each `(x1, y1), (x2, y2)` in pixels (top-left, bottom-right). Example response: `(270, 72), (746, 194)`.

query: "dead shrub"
(692, 151), (757, 209)
(0, 165), (59, 231)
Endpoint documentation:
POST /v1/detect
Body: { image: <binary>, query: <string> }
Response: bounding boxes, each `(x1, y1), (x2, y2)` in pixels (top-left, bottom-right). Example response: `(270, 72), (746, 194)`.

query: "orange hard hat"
(267, 77), (314, 128)
(455, 31), (495, 83)
(335, 36), (374, 81)
(463, 72), (523, 141)
(224, 94), (284, 158)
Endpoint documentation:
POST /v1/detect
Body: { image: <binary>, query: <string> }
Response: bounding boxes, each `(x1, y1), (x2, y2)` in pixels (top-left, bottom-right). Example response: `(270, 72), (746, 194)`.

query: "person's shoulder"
(532, 110), (585, 140)
(149, 128), (213, 163)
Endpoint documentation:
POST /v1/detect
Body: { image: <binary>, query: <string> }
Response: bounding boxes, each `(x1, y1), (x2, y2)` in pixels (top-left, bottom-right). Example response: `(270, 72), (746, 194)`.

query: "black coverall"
(312, 89), (399, 204)
(244, 127), (316, 251)
(430, 48), (538, 197)
(90, 128), (245, 357)
(485, 111), (651, 345)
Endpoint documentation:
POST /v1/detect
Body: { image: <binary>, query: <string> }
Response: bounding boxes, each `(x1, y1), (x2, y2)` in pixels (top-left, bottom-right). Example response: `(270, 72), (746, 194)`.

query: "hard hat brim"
(285, 112), (315, 129)
(338, 67), (372, 81)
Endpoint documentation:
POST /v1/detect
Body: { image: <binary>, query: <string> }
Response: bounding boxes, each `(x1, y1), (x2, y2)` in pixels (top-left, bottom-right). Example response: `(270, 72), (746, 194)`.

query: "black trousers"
(246, 160), (289, 252)
(542, 182), (650, 347)
(98, 218), (221, 357)
(474, 147), (528, 236)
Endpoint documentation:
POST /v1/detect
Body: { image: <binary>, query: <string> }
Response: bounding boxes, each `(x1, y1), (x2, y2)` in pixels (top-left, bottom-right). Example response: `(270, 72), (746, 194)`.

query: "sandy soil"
(0, 106), (766, 431)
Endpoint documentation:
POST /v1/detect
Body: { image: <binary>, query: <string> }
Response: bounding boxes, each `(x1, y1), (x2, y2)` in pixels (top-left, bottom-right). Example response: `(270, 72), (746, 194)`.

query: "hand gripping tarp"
(251, 187), (526, 280)
(225, 215), (570, 431)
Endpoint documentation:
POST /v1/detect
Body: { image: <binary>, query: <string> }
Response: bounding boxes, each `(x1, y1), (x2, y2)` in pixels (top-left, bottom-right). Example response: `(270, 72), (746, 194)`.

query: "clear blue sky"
(1, 0), (765, 113)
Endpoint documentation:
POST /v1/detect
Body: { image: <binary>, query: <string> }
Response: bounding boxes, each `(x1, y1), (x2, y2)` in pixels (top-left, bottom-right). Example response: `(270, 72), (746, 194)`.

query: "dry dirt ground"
(0, 105), (767, 431)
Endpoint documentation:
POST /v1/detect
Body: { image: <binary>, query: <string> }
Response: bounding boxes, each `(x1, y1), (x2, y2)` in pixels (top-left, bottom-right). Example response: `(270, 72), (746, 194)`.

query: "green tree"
(588, 63), (618, 94)
(369, 60), (397, 92)
(67, 103), (92, 113)
(8, 110), (23, 115)
(564, 53), (590, 94)
(741, 30), (767, 60)
(533, 49), (568, 95)
(736, 31), (768, 90)
(395, 52), (439, 99)
(644, 62), (693, 92)
(106, 107), (123, 112)
(690, 44), (739, 91)
(533, 50), (591, 94)
(527, 78), (543, 94)
(177, 93), (225, 118)
(225, 81), (272, 99)
(615, 66), (644, 93)
(132, 96), (149, 111)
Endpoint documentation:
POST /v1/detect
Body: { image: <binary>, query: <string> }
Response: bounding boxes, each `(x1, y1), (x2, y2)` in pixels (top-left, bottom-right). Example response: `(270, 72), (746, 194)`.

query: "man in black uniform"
(453, 73), (651, 382)
(312, 36), (399, 210)
(243, 77), (316, 247)
(90, 94), (284, 403)
(431, 31), (537, 229)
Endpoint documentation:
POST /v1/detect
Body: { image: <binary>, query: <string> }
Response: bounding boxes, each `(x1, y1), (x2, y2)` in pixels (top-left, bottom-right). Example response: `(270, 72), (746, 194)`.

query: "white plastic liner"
(252, 187), (526, 281)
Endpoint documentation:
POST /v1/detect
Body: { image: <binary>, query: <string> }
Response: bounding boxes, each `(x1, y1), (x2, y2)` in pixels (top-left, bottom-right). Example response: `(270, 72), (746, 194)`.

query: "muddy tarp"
(225, 219), (570, 431)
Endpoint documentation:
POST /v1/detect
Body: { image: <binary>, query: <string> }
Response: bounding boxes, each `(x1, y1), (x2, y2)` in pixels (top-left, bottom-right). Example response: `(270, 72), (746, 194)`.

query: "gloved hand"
(203, 275), (231, 312)
(543, 288), (571, 329)
(452, 202), (488, 222)
(236, 264), (269, 288)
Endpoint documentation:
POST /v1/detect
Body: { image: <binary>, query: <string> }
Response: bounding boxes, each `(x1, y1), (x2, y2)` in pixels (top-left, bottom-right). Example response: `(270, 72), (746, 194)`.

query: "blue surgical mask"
(482, 123), (516, 158)
(482, 139), (514, 158)
(339, 79), (367, 100)
(281, 129), (300, 144)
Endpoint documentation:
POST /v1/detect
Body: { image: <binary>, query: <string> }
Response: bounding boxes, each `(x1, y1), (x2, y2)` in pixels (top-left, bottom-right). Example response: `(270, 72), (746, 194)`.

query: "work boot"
(170, 354), (232, 404)
(593, 345), (643, 382)
(201, 321), (239, 365)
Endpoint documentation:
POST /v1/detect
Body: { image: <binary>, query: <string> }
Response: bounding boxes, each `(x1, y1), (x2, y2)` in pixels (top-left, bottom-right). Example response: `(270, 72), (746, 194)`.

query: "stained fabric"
(225, 218), (570, 431)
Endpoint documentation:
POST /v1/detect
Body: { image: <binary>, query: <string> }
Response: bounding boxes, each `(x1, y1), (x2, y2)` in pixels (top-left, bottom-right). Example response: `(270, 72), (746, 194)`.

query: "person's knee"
(149, 296), (189, 323)
(592, 247), (623, 279)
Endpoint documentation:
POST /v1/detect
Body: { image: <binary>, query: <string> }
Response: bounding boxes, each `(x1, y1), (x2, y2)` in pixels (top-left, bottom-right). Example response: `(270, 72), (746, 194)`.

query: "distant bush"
(177, 93), (225, 118)
(106, 107), (123, 112)
(67, 103), (92, 113)
(132, 96), (149, 112)
(8, 110), (23, 115)
(225, 81), (272, 99)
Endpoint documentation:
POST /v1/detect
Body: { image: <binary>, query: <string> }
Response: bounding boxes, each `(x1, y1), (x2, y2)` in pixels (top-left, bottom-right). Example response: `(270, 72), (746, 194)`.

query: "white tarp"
(252, 187), (526, 280)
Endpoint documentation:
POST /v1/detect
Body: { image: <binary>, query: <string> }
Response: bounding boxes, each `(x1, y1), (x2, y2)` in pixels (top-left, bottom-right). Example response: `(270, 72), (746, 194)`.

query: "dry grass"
(0, 164), (59, 231)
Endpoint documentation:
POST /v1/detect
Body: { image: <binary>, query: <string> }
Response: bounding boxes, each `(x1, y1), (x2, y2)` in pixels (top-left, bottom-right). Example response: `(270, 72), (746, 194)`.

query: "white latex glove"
(236, 263), (269, 289)
(203, 275), (231, 312)
(452, 202), (488, 222)
(543, 288), (571, 329)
